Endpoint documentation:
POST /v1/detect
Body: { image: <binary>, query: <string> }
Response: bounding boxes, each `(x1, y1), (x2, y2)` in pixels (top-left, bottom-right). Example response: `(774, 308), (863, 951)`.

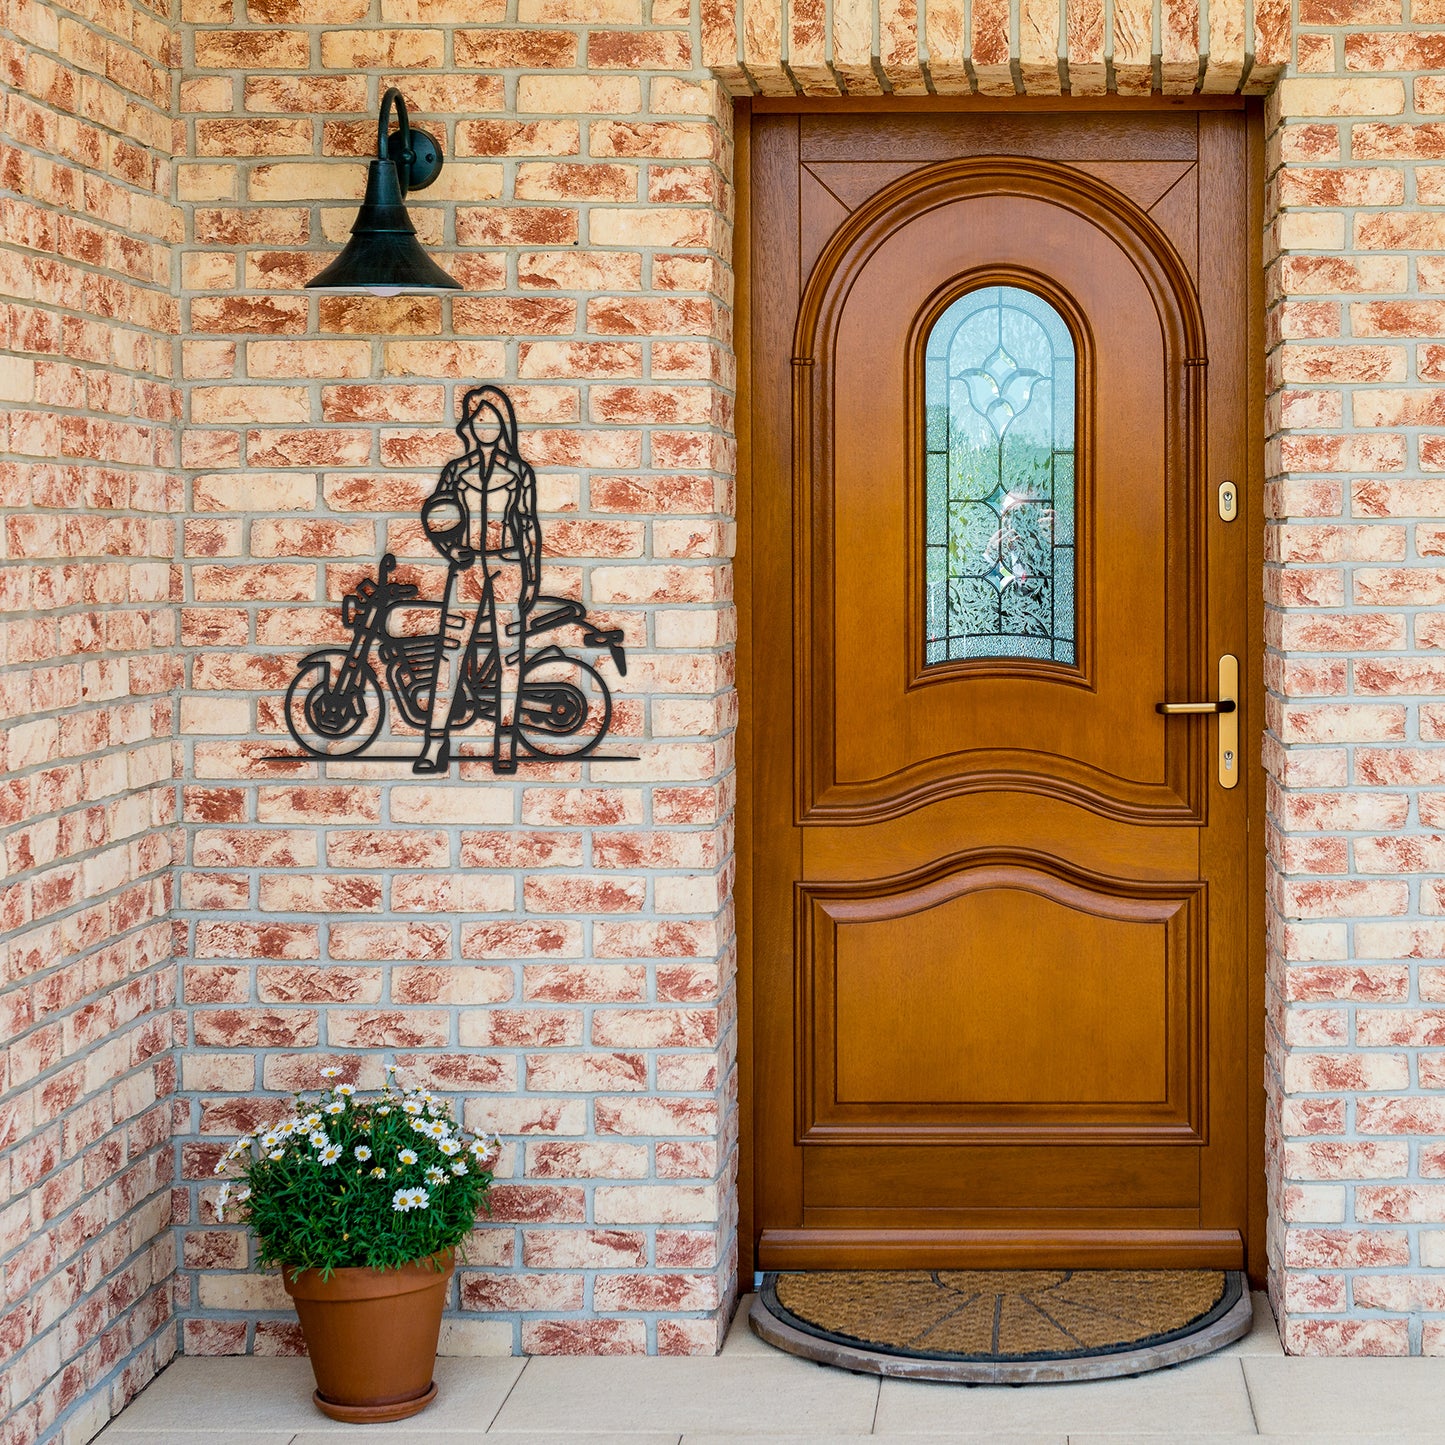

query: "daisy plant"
(213, 1067), (501, 1277)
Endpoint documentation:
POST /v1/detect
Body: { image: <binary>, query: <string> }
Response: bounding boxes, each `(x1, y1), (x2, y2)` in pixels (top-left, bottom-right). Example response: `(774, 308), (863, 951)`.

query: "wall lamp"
(306, 87), (460, 296)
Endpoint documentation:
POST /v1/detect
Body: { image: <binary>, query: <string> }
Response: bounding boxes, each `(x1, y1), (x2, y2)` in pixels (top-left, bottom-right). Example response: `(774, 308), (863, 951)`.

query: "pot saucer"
(312, 1380), (437, 1423)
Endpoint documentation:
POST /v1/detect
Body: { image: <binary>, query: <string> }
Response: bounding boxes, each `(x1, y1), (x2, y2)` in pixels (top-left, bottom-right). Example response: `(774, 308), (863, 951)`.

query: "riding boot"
(412, 730), (450, 775)
(493, 723), (517, 775)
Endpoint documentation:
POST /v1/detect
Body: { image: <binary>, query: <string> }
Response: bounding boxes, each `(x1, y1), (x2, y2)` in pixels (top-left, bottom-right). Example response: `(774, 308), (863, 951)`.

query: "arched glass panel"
(924, 285), (1077, 666)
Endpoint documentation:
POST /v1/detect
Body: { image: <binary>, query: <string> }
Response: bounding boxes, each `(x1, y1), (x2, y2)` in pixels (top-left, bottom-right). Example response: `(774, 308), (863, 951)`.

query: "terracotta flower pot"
(282, 1250), (453, 1423)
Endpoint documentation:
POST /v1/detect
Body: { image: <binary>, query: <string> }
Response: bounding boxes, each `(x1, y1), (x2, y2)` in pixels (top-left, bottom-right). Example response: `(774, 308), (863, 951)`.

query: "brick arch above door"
(702, 0), (1288, 97)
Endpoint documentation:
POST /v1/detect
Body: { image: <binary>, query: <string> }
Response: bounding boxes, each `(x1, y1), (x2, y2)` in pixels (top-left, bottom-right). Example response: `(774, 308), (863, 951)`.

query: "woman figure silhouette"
(415, 385), (541, 774)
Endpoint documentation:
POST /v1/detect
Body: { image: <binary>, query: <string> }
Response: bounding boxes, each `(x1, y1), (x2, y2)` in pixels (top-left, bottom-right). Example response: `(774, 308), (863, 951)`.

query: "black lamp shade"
(306, 90), (460, 296)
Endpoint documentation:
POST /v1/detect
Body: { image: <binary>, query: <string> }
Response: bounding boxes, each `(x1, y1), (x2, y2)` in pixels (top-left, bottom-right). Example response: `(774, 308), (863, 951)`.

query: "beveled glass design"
(924, 285), (1077, 666)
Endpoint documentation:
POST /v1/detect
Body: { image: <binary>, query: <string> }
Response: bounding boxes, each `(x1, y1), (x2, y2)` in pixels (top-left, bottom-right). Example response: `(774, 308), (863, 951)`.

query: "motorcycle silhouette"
(284, 552), (627, 761)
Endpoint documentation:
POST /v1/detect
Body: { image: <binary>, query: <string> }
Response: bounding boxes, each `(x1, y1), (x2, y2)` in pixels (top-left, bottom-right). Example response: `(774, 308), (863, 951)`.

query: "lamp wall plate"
(386, 124), (442, 193)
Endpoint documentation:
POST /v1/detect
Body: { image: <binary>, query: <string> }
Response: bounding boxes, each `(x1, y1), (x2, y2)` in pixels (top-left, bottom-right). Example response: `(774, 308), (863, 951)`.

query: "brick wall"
(171, 0), (740, 1360)
(0, 0), (183, 1440)
(1265, 6), (1445, 1357)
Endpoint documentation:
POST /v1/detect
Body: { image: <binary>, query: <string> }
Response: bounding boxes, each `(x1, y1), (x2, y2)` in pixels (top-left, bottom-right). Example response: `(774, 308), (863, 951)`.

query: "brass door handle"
(1155, 655), (1239, 789)
(1155, 699), (1236, 714)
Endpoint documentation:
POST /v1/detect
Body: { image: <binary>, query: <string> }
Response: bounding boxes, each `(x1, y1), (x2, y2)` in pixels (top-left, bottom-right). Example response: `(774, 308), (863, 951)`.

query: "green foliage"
(213, 1068), (500, 1277)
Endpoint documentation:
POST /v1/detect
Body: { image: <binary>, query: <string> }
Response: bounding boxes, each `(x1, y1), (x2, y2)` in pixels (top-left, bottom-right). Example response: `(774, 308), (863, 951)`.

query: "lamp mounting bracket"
(378, 86), (443, 195)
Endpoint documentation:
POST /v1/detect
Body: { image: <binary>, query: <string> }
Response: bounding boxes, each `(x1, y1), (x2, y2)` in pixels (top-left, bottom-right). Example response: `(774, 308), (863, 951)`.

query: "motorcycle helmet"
(422, 488), (468, 553)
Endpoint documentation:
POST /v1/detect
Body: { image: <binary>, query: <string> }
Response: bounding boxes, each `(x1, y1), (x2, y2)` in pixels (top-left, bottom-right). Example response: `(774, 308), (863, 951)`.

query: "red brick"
(522, 1227), (647, 1266)
(486, 1185), (586, 1225)
(193, 1010), (318, 1047)
(1355, 568), (1445, 606)
(257, 965), (382, 1004)
(521, 1319), (646, 1355)
(461, 1009), (582, 1048)
(588, 30), (693, 68)
(328, 922), (449, 961)
(455, 207), (579, 247)
(461, 921), (584, 960)
(522, 964), (648, 1002)
(454, 120), (580, 157)
(455, 28), (578, 68)
(326, 1010), (451, 1049)
(194, 922), (319, 960)
(462, 1272), (584, 1312)
(593, 1274), (716, 1312)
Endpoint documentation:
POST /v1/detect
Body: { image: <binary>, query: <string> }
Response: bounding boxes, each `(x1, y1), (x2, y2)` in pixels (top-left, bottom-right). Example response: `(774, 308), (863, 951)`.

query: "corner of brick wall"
(1264, 2), (1445, 1357)
(171, 0), (740, 1359)
(0, 0), (185, 1439)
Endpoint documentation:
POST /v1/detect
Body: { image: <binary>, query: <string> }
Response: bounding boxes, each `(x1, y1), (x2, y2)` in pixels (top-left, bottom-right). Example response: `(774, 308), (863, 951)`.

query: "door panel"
(803, 1145), (1201, 1213)
(751, 109), (1256, 1271)
(833, 888), (1171, 1107)
(806, 863), (1196, 1122)
(806, 176), (1195, 824)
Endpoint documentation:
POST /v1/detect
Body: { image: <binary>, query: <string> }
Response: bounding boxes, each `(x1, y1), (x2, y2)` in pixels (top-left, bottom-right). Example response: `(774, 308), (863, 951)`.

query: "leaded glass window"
(924, 285), (1077, 666)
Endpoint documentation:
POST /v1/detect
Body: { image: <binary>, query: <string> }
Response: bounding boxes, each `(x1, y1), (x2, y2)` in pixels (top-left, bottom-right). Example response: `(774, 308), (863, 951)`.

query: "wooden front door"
(746, 107), (1260, 1272)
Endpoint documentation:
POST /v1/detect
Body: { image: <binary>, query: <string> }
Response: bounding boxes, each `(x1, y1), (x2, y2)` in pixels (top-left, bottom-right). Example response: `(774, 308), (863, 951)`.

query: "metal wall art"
(282, 385), (627, 774)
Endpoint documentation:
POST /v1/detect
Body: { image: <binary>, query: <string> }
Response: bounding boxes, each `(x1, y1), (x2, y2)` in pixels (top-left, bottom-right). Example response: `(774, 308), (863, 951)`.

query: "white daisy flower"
(370, 1166), (387, 1179)
(438, 1138), (461, 1156)
(398, 1148), (418, 1166)
(392, 1187), (429, 1212)
(269, 1149), (284, 1161)
(302, 1113), (322, 1130)
(410, 1118), (429, 1134)
(334, 1083), (356, 1097)
(319, 1144), (342, 1165)
(469, 1135), (501, 1165)
(212, 1159), (226, 1177)
(450, 1161), (468, 1176)
(354, 1145), (372, 1162)
(235, 1187), (250, 1203)
(425, 1166), (445, 1186)
(386, 1063), (399, 1074)
(321, 1067), (341, 1079)
(402, 1100), (423, 1115)
(309, 1131), (329, 1149)
(324, 1100), (344, 1116)
(376, 1105), (392, 1116)
(259, 1132), (280, 1150)
(278, 1120), (298, 1135)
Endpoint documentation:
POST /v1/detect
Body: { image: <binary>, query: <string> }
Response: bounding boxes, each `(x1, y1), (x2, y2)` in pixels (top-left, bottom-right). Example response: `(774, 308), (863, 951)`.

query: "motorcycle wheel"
(517, 656), (612, 758)
(285, 651), (385, 758)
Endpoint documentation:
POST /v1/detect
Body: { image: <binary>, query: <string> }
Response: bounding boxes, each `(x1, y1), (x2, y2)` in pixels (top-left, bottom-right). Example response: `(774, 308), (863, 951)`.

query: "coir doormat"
(750, 1269), (1251, 1383)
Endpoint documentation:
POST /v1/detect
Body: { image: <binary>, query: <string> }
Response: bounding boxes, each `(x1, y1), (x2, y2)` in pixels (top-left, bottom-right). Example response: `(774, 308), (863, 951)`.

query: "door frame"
(733, 95), (1268, 1286)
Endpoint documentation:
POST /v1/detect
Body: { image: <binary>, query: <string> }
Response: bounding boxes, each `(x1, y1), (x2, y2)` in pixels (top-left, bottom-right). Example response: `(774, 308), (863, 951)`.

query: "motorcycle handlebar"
(342, 571), (420, 627)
